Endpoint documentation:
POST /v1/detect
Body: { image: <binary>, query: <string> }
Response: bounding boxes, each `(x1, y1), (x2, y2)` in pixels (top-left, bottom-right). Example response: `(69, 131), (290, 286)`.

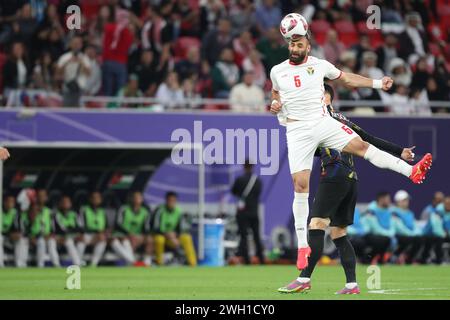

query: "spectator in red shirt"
(102, 8), (134, 96)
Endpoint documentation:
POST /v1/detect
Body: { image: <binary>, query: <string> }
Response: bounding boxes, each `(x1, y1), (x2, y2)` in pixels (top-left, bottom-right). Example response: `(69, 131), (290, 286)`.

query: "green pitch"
(1, 265), (450, 300)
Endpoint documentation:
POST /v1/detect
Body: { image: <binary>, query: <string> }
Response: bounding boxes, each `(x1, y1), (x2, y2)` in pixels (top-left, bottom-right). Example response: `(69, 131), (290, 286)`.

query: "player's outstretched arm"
(338, 72), (393, 91)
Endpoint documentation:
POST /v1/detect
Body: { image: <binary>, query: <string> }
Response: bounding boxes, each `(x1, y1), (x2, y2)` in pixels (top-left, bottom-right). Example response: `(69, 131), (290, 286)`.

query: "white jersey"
(270, 56), (342, 125)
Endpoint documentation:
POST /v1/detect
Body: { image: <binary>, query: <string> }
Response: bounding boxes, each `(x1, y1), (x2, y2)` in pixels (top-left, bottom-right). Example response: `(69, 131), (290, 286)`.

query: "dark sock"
(299, 229), (325, 278)
(333, 235), (357, 283)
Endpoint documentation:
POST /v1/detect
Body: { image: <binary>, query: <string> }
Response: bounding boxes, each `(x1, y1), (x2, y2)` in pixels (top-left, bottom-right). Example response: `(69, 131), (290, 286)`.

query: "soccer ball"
(279, 13), (309, 42)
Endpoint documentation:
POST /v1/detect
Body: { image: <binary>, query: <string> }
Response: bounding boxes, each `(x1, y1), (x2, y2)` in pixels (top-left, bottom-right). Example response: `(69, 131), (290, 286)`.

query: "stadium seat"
(334, 20), (359, 48)
(173, 36), (201, 60)
(310, 20), (331, 45)
(356, 21), (384, 48)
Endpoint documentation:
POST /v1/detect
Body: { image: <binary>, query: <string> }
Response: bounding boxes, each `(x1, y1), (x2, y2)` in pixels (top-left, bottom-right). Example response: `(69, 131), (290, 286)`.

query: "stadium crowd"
(0, 189), (198, 267)
(0, 0), (449, 113)
(348, 190), (450, 265)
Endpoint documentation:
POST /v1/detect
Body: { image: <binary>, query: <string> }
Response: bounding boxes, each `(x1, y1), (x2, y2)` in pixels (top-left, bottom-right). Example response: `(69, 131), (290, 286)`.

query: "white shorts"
(286, 115), (360, 174)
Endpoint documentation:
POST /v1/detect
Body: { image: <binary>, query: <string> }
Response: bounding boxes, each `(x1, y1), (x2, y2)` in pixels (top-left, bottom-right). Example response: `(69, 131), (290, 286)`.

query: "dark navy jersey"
(318, 106), (403, 181)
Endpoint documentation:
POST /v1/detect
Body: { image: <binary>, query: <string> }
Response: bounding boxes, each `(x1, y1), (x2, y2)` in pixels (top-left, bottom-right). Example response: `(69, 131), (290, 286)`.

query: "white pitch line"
(368, 288), (450, 296)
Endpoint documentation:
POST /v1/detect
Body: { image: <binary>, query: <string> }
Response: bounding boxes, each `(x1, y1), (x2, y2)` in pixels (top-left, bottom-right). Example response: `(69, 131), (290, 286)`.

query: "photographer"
(56, 36), (91, 107)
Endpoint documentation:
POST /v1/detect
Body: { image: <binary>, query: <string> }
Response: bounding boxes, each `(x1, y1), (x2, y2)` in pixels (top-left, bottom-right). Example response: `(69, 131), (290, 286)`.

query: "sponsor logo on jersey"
(307, 67), (314, 75)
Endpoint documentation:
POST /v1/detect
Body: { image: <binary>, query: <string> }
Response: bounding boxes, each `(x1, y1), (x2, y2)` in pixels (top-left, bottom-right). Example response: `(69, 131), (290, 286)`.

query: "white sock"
(91, 241), (106, 266)
(14, 239), (21, 267)
(17, 238), (29, 267)
(143, 255), (152, 266)
(47, 238), (60, 267)
(293, 192), (309, 248)
(0, 235), (4, 267)
(122, 239), (136, 263)
(364, 144), (412, 177)
(111, 239), (135, 264)
(345, 282), (358, 289)
(77, 241), (86, 259)
(65, 238), (81, 266)
(36, 237), (46, 267)
(297, 277), (310, 283)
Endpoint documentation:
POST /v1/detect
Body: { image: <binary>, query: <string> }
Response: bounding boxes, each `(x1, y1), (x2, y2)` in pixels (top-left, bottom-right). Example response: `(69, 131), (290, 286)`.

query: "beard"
(289, 50), (307, 64)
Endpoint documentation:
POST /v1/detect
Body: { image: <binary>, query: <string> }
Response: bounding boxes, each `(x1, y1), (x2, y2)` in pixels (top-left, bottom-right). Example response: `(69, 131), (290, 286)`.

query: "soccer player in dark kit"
(278, 84), (416, 294)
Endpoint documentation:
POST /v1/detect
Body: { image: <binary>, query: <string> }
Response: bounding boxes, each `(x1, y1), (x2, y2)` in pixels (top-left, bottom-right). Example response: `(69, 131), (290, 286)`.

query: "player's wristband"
(372, 79), (383, 89)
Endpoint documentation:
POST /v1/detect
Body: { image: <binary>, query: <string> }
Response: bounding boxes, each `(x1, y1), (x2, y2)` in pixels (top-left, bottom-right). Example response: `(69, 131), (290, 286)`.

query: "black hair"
(323, 83), (334, 103)
(376, 191), (390, 201)
(165, 191), (178, 199)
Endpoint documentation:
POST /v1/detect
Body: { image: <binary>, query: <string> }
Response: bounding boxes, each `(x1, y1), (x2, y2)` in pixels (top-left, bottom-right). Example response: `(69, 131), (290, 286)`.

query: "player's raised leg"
(342, 136), (432, 184)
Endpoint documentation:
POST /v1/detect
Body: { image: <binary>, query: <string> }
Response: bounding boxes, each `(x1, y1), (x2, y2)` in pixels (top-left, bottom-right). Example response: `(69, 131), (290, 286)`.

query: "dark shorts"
(311, 178), (358, 227)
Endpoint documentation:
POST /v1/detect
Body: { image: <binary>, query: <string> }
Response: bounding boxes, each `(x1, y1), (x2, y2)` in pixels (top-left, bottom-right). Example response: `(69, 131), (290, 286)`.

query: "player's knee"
(309, 218), (329, 230)
(330, 227), (347, 240)
(292, 176), (309, 193)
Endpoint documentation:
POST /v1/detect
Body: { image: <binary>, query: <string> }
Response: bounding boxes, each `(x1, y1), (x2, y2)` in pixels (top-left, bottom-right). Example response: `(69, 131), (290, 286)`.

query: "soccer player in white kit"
(270, 29), (432, 271)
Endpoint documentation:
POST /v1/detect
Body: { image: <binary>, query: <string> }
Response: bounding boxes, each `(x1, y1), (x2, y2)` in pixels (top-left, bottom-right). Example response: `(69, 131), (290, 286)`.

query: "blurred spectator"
(200, 0), (227, 36)
(155, 71), (185, 108)
(33, 4), (65, 62)
(253, 0), (282, 38)
(388, 85), (413, 115)
(56, 36), (92, 107)
(309, 36), (325, 60)
(229, 0), (256, 37)
(2, 42), (29, 96)
(87, 5), (112, 51)
(363, 192), (395, 264)
(357, 51), (383, 101)
(426, 77), (447, 101)
(410, 87), (431, 116)
(411, 57), (430, 90)
(421, 191), (445, 221)
(233, 30), (254, 67)
(201, 18), (233, 66)
(346, 208), (370, 264)
(10, 4), (38, 45)
(110, 74), (143, 109)
(77, 191), (108, 267)
(0, 195), (21, 267)
(242, 49), (267, 88)
(437, 196), (450, 232)
(388, 58), (412, 87)
(173, 0), (200, 38)
(351, 33), (372, 71)
(391, 190), (422, 264)
(52, 195), (82, 266)
(421, 203), (446, 265)
(256, 27), (288, 73)
(211, 48), (240, 98)
(229, 71), (266, 112)
(112, 191), (153, 266)
(231, 161), (264, 265)
(182, 78), (201, 108)
(175, 46), (201, 82)
(84, 45), (102, 96)
(323, 30), (345, 65)
(152, 191), (197, 266)
(375, 33), (399, 73)
(31, 51), (55, 91)
(135, 50), (160, 96)
(398, 12), (428, 62)
(102, 8), (134, 96)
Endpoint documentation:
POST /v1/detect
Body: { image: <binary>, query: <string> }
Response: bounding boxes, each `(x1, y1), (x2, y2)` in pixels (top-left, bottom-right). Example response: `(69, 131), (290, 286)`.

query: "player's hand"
(270, 100), (282, 114)
(0, 147), (10, 161)
(401, 146), (416, 162)
(381, 76), (394, 91)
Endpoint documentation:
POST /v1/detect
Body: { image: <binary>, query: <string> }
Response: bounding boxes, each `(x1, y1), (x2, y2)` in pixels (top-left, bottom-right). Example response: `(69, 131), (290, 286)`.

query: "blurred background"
(0, 0), (449, 268)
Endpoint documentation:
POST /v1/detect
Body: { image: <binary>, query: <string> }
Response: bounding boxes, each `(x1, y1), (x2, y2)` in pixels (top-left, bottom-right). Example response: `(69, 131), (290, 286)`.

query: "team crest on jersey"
(307, 67), (314, 75)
